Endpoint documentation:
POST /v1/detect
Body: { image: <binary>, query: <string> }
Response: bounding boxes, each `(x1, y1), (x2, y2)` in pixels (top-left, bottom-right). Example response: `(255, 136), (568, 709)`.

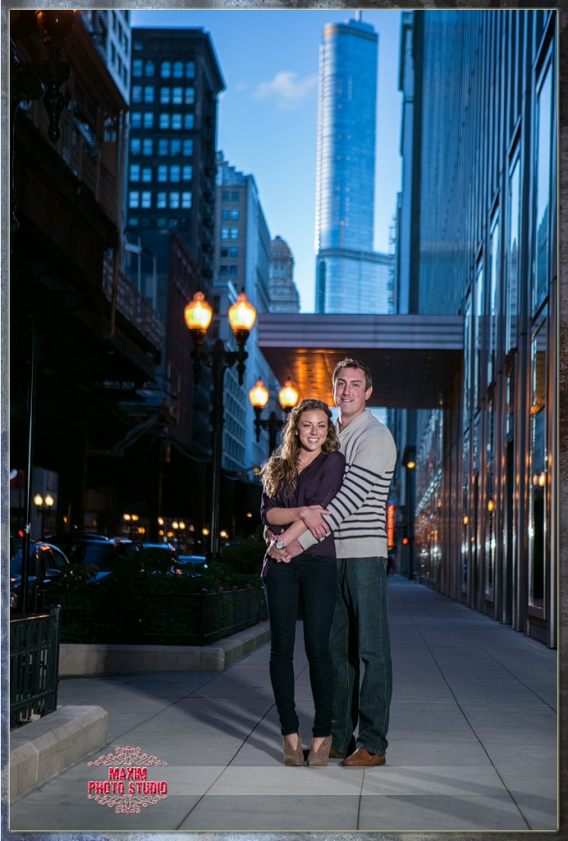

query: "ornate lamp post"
(33, 493), (54, 539)
(403, 446), (416, 580)
(249, 378), (300, 454)
(184, 289), (257, 563)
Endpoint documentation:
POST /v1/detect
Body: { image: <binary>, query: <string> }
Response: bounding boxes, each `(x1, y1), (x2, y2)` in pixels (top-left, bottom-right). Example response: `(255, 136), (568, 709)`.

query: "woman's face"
(297, 409), (329, 455)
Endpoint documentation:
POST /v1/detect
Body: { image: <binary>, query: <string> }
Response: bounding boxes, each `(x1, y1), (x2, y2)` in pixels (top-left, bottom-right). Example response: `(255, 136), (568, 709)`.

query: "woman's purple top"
(260, 450), (345, 578)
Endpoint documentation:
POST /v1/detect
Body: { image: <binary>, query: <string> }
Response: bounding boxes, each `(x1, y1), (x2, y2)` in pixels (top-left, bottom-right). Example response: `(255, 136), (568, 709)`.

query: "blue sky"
(131, 10), (403, 313)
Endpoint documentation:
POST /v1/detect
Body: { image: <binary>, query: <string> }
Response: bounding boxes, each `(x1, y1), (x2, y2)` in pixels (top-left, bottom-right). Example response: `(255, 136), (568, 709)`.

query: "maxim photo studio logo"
(87, 746), (168, 814)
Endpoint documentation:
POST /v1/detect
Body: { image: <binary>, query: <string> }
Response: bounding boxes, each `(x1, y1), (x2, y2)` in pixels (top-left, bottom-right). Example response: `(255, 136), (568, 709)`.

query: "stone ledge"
(59, 621), (271, 676)
(10, 705), (108, 802)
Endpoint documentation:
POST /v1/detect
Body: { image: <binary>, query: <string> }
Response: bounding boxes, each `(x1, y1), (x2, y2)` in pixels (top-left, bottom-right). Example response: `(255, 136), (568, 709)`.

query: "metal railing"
(102, 254), (163, 353)
(10, 608), (61, 728)
(43, 586), (267, 647)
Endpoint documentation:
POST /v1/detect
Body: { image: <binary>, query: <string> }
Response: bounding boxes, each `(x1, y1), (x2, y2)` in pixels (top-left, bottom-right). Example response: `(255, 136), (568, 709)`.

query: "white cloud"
(253, 71), (317, 109)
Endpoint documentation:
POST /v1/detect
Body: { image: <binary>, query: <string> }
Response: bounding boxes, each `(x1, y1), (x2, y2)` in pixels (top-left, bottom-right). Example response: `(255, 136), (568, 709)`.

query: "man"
(271, 359), (397, 767)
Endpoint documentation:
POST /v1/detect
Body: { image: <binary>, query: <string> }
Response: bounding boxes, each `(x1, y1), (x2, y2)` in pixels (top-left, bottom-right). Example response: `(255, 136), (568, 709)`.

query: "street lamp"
(249, 378), (300, 454)
(33, 492), (54, 539)
(184, 289), (256, 563)
(403, 446), (417, 581)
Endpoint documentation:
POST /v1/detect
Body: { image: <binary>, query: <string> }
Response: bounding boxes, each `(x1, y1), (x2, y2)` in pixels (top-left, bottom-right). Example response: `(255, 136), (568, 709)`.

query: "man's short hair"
(332, 358), (373, 391)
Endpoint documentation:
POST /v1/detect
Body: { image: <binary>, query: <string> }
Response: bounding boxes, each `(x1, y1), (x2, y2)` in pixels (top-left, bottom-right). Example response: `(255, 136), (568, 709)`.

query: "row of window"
(220, 265), (238, 277)
(131, 112), (195, 131)
(131, 86), (195, 105)
(221, 228), (239, 240)
(129, 191), (193, 209)
(221, 209), (239, 221)
(222, 190), (240, 202)
(129, 164), (193, 183)
(220, 247), (239, 258)
(130, 138), (194, 156)
(132, 59), (196, 80)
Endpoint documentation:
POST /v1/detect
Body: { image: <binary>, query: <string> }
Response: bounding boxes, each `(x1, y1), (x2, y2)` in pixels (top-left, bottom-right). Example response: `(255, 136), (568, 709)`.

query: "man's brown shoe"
(341, 748), (386, 767)
(329, 747), (345, 758)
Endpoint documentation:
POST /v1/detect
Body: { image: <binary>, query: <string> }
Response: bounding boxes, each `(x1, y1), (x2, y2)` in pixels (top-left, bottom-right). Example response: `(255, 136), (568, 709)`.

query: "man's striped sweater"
(298, 409), (397, 559)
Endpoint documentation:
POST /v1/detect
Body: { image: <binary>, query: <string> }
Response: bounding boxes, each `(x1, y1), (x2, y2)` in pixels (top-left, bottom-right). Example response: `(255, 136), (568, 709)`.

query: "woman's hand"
(300, 506), (331, 540)
(267, 540), (291, 563)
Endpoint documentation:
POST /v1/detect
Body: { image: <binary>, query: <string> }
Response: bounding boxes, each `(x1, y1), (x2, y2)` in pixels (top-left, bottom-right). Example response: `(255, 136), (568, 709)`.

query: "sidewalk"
(8, 577), (557, 833)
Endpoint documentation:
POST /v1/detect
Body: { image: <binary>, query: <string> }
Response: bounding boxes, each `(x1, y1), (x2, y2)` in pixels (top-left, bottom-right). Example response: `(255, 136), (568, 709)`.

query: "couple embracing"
(260, 358), (397, 768)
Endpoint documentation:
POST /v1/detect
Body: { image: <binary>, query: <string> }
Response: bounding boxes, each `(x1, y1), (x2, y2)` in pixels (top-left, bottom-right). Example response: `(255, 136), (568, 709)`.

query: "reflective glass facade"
(315, 18), (393, 313)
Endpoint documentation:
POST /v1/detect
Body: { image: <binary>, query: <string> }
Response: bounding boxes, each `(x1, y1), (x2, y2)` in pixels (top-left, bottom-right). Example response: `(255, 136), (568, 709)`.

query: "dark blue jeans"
(330, 557), (392, 756)
(264, 553), (337, 737)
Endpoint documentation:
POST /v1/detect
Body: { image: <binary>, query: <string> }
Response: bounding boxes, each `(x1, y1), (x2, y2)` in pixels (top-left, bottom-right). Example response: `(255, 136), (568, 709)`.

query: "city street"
(9, 577), (557, 833)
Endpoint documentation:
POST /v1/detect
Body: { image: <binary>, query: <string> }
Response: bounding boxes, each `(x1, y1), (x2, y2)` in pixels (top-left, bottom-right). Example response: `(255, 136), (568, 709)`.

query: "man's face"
(332, 367), (373, 424)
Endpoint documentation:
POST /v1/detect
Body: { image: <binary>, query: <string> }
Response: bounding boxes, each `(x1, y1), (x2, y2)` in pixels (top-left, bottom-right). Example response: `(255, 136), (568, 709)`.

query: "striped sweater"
(298, 409), (397, 559)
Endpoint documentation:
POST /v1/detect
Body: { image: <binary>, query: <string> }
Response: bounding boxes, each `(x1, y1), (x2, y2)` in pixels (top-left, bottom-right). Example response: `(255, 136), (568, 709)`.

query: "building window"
(222, 190), (229, 201)
(169, 192), (180, 209)
(129, 191), (140, 208)
(182, 165), (193, 181)
(232, 191), (239, 201)
(141, 191), (152, 208)
(143, 86), (154, 103)
(157, 192), (167, 208)
(158, 139), (168, 156)
(182, 139), (193, 156)
(506, 154), (521, 354)
(172, 86), (183, 104)
(229, 266), (238, 277)
(141, 167), (152, 183)
(488, 215), (499, 385)
(230, 209), (239, 220)
(145, 60), (155, 77)
(160, 87), (170, 104)
(170, 165), (180, 182)
(185, 87), (195, 105)
(184, 113), (194, 130)
(220, 266), (228, 277)
(129, 164), (140, 181)
(158, 165), (168, 182)
(130, 138), (141, 155)
(186, 61), (196, 78)
(220, 247), (229, 258)
(230, 247), (238, 258)
(143, 112), (154, 128)
(142, 138), (153, 155)
(161, 61), (171, 78)
(533, 62), (553, 314)
(132, 58), (143, 77)
(221, 228), (229, 240)
(473, 260), (483, 409)
(132, 86), (143, 103)
(171, 139), (181, 156)
(528, 314), (548, 611)
(173, 60), (183, 78)
(230, 228), (239, 240)
(171, 113), (182, 130)
(133, 40), (143, 52)
(131, 112), (141, 129)
(222, 209), (229, 221)
(122, 66), (128, 86)
(181, 191), (192, 208)
(159, 113), (170, 130)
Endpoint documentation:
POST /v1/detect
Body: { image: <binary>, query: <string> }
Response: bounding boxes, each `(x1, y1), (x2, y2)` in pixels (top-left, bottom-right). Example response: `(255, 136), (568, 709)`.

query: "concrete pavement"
(8, 577), (557, 833)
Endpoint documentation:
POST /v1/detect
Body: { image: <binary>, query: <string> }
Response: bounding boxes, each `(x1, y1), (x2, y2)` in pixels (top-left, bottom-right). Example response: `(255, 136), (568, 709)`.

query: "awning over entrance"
(257, 313), (464, 409)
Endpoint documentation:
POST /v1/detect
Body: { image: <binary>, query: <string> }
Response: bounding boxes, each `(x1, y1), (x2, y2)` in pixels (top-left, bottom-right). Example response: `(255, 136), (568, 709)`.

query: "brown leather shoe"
(329, 747), (345, 758)
(341, 748), (386, 767)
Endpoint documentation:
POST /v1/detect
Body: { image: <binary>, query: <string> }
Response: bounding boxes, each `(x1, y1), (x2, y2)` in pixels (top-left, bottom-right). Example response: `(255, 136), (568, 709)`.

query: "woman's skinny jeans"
(264, 553), (337, 738)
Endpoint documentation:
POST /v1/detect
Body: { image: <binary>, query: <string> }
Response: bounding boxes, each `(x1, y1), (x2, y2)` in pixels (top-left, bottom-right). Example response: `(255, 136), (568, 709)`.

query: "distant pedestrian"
(260, 399), (345, 767)
(274, 359), (397, 767)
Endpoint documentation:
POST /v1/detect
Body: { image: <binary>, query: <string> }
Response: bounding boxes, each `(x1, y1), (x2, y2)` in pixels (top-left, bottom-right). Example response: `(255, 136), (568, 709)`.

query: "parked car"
(139, 542), (181, 575)
(178, 554), (208, 574)
(48, 533), (141, 581)
(10, 541), (72, 612)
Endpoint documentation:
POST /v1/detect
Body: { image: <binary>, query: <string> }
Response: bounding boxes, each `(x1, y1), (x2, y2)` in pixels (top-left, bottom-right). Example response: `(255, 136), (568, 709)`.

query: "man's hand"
(281, 538), (303, 559)
(267, 540), (291, 563)
(300, 506), (331, 540)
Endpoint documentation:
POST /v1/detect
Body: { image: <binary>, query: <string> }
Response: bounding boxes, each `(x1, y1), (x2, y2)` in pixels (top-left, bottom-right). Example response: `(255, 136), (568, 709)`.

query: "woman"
(260, 399), (345, 767)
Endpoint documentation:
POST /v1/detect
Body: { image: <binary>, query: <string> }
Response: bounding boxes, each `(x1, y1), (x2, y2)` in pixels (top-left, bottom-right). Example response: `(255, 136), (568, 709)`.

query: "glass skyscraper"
(315, 16), (392, 314)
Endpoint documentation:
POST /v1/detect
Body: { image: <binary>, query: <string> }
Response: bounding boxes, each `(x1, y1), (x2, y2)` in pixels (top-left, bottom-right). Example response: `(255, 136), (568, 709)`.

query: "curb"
(10, 705), (108, 802)
(58, 621), (271, 676)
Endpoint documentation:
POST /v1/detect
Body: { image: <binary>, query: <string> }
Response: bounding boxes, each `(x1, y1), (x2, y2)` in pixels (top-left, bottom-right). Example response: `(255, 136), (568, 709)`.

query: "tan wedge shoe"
(282, 732), (304, 766)
(307, 735), (332, 767)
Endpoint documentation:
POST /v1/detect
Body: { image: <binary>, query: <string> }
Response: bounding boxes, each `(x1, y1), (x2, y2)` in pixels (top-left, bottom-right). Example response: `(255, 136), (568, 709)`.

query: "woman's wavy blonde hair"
(260, 399), (340, 499)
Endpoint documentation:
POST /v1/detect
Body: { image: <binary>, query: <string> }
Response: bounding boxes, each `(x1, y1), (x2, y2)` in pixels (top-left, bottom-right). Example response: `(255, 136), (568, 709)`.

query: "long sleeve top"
(260, 450), (345, 578)
(297, 410), (397, 560)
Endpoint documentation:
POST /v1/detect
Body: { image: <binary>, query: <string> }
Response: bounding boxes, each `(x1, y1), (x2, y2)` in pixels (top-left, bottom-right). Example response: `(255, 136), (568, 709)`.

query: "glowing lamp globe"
(228, 291), (256, 334)
(249, 379), (270, 410)
(278, 379), (300, 410)
(184, 292), (213, 332)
